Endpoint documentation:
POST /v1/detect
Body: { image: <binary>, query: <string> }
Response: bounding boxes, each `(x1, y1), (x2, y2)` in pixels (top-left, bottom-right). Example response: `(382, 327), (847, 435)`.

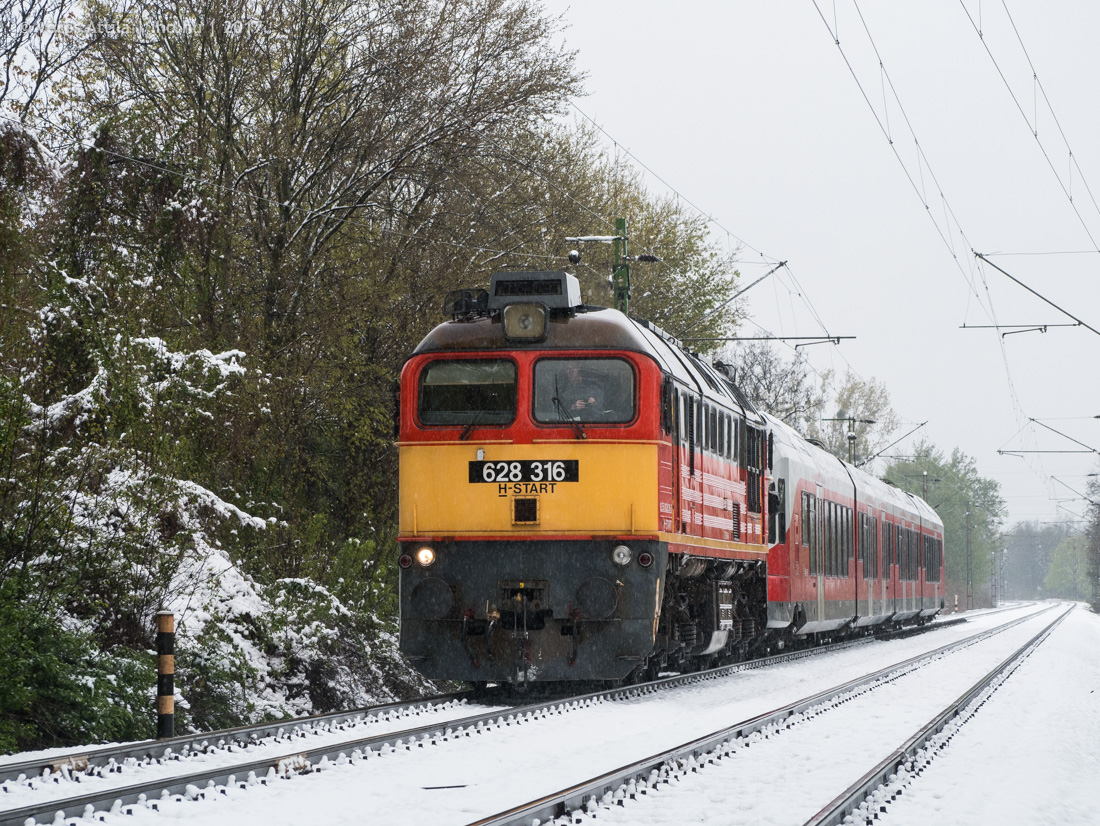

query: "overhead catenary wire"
(813, 0), (995, 322)
(810, 0), (1097, 520)
(956, 0), (1100, 250)
(972, 253), (1100, 337)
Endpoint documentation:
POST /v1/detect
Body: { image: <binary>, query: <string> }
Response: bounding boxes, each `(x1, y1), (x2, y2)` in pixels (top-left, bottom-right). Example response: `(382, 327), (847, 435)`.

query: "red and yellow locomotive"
(396, 270), (770, 685)
(396, 269), (946, 687)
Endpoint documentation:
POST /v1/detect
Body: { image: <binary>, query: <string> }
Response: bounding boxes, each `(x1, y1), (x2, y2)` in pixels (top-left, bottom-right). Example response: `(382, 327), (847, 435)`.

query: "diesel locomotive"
(396, 270), (945, 687)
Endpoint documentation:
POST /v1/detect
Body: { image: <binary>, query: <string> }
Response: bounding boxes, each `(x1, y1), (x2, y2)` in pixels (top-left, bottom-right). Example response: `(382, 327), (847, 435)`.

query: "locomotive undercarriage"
(645, 554), (769, 677)
(399, 538), (668, 685)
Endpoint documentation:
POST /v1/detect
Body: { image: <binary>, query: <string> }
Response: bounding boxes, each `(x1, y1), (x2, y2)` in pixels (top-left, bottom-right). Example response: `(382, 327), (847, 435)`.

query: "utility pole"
(822, 415), (876, 463)
(991, 547), (997, 607)
(965, 501), (973, 611)
(567, 218), (658, 317)
(612, 217), (629, 314)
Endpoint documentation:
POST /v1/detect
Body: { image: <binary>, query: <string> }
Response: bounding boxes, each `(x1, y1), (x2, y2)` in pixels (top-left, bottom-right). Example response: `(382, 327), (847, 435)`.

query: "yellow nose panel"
(399, 441), (660, 536)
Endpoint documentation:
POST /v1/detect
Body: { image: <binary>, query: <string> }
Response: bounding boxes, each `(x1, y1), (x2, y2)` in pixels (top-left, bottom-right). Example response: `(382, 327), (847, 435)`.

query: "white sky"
(540, 1), (1100, 529)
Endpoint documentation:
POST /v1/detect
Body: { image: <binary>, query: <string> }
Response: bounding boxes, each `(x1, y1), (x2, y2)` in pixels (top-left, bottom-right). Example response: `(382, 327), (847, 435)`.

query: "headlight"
(611, 545), (632, 566)
(502, 303), (548, 341)
(416, 547), (436, 567)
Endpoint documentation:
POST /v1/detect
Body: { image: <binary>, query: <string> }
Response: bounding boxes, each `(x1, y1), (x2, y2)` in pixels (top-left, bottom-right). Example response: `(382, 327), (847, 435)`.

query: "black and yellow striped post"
(155, 611), (175, 739)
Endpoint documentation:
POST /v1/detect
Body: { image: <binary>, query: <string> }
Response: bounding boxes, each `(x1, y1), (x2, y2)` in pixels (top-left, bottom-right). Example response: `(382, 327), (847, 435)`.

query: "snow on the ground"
(52, 603), (1064, 826)
(0, 699), (502, 810)
(577, 605), (1069, 825)
(880, 603), (1100, 826)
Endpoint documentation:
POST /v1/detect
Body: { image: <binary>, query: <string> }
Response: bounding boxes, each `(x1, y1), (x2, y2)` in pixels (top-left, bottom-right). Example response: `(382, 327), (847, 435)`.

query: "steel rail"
(0, 691), (475, 788)
(802, 604), (1072, 826)
(465, 605), (1055, 826)
(0, 611), (977, 826)
(0, 611), (969, 790)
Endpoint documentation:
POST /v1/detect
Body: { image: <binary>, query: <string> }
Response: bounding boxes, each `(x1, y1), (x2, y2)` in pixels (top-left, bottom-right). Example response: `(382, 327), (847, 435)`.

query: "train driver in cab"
(565, 362), (601, 412)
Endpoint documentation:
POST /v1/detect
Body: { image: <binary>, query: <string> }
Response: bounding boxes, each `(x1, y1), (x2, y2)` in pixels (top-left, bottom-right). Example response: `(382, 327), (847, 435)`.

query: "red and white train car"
(765, 414), (945, 639)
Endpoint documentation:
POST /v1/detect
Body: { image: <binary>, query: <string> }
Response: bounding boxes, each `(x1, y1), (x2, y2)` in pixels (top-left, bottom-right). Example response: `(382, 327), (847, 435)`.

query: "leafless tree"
(1, 0), (93, 121)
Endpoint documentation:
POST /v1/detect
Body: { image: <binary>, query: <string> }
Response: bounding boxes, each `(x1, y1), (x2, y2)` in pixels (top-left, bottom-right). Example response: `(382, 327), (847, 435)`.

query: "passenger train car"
(765, 415), (945, 638)
(396, 270), (945, 686)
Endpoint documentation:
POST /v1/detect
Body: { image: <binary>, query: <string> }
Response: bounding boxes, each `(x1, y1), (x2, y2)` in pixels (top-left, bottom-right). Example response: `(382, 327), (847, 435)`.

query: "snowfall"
(2, 601), (1097, 825)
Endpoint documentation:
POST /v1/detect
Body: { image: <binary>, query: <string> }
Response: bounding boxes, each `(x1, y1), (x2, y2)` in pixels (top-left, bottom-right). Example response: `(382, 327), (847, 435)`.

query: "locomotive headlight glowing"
(611, 545), (632, 566)
(502, 303), (547, 341)
(416, 546), (436, 567)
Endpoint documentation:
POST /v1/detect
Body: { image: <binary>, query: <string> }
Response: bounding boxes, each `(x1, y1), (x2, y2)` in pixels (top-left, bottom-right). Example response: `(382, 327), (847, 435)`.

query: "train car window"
(661, 377), (673, 435)
(833, 503), (840, 577)
(844, 506), (852, 575)
(532, 358), (635, 424)
(859, 514), (868, 580)
(777, 478), (786, 539)
(668, 389), (677, 446)
(830, 503), (837, 576)
(710, 407), (718, 453)
(829, 502), (838, 577)
(768, 483), (777, 543)
(886, 522), (894, 574)
(806, 494), (819, 574)
(802, 492), (812, 548)
(727, 417), (733, 460)
(418, 359), (516, 425)
(873, 517), (880, 580)
(718, 413), (725, 457)
(833, 504), (841, 577)
(696, 399), (703, 451)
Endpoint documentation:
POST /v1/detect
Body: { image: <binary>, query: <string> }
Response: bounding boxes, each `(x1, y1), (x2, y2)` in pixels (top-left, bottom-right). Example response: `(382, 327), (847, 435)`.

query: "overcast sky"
(541, 0), (1100, 528)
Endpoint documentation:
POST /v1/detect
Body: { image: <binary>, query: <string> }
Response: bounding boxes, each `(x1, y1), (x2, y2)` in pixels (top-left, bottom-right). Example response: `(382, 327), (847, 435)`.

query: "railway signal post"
(156, 611), (175, 739)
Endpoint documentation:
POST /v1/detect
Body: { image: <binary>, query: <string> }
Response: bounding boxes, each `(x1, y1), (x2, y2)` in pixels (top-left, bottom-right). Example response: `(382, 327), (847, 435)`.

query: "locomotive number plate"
(469, 460), (579, 484)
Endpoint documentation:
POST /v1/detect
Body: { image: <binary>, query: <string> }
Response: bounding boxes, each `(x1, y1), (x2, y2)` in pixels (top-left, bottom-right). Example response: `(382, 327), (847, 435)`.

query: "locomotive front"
(397, 271), (668, 685)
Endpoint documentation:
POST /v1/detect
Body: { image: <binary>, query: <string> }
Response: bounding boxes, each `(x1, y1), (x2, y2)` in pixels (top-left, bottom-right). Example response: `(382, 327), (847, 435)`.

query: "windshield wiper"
(459, 407), (486, 441)
(552, 377), (586, 440)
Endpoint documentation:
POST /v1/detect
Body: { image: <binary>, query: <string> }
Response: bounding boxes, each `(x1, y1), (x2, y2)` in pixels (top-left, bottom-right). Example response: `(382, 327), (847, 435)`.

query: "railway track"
(467, 603), (1063, 826)
(803, 604), (1071, 826)
(0, 612), (970, 826)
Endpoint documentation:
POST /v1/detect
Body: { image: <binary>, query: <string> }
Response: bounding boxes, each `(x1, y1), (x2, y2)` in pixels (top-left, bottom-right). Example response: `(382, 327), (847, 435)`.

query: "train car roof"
(411, 305), (767, 425)
(765, 412), (943, 532)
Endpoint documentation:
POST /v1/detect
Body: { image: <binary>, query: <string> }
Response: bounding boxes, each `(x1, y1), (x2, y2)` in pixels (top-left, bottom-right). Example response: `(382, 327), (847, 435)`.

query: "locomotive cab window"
(533, 358), (635, 424)
(418, 359), (516, 425)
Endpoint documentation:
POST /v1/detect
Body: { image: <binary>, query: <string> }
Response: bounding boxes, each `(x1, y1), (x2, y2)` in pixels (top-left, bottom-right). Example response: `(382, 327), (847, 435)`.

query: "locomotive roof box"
(487, 270), (582, 311)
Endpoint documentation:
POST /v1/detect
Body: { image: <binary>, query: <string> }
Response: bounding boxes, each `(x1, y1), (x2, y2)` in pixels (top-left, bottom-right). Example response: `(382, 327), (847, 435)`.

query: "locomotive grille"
(731, 503), (741, 540)
(513, 498), (539, 523)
